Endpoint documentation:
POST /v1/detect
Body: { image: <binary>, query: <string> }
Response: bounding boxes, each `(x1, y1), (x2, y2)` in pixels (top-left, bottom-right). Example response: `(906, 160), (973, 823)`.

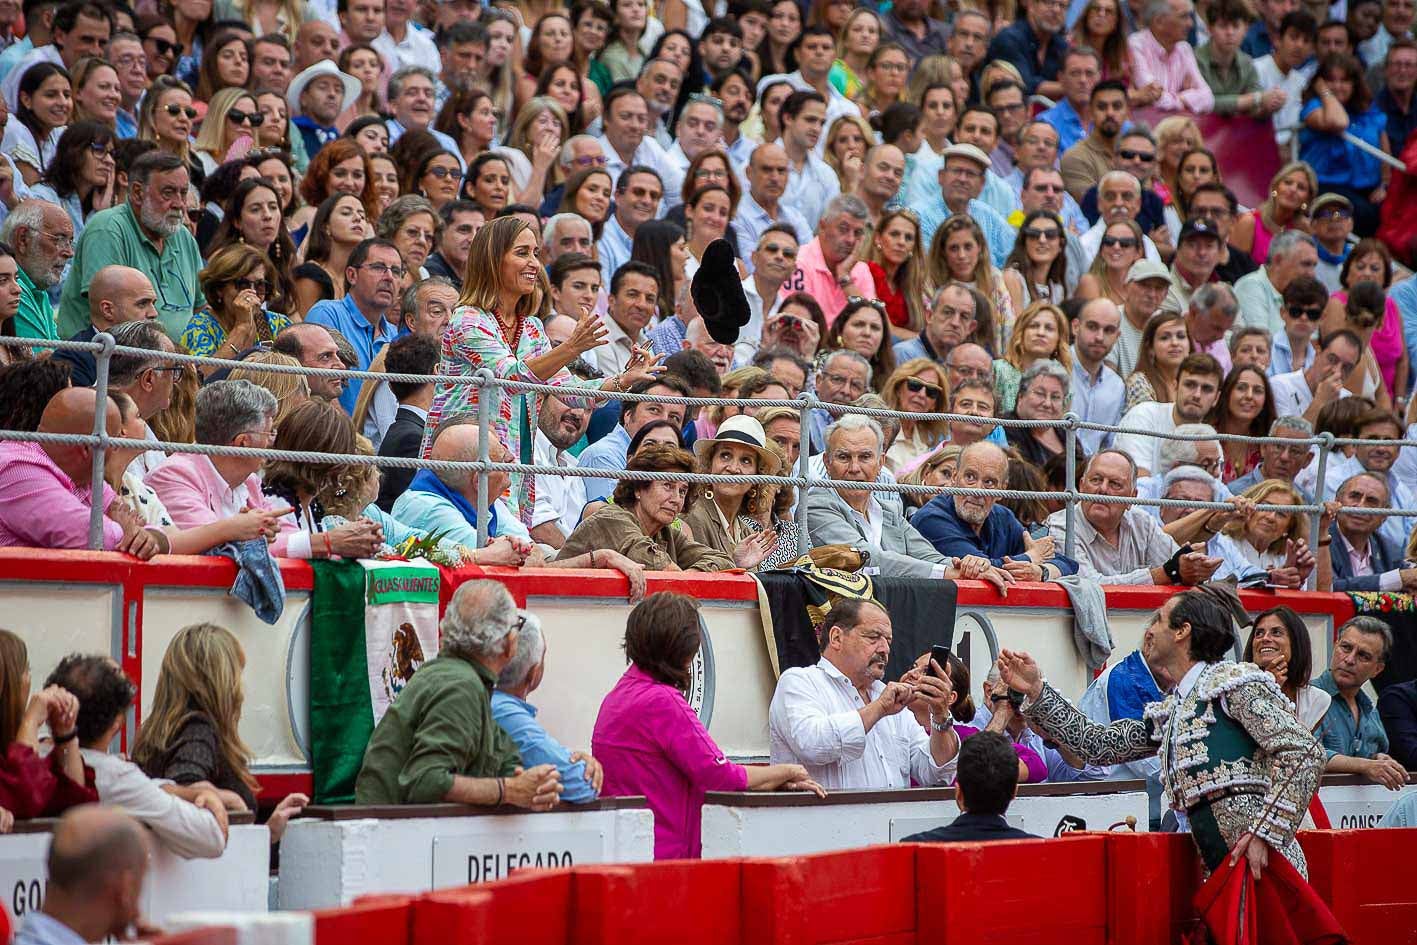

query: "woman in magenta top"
(592, 593), (824, 859)
(0, 630), (98, 821)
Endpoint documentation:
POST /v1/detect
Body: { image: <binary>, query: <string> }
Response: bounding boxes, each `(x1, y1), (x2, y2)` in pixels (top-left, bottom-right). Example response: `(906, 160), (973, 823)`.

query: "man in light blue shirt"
(732, 143), (811, 260)
(1038, 47), (1100, 153)
(1390, 273), (1417, 375)
(916, 142), (1016, 268)
(391, 420), (532, 544)
(578, 376), (690, 501)
(492, 612), (601, 804)
(1314, 619), (1408, 790)
(595, 166), (661, 285)
(1069, 299), (1126, 453)
(304, 238), (401, 414)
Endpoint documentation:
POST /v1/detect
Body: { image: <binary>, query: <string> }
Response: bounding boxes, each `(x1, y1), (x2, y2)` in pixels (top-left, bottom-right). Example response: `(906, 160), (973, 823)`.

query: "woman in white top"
(495, 96), (570, 208)
(1212, 479), (1316, 588)
(1244, 606), (1332, 732)
(882, 358), (949, 474)
(4, 62), (70, 186)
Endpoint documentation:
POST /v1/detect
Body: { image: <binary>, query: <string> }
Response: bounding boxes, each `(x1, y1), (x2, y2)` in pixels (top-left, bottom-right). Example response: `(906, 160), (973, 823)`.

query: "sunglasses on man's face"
(227, 108), (266, 127)
(164, 103), (199, 119)
(1289, 305), (1325, 321)
(1118, 148), (1155, 162)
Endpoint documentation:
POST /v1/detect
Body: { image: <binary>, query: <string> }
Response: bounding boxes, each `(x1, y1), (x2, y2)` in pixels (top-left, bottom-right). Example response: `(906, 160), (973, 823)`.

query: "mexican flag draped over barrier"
(308, 559), (442, 804)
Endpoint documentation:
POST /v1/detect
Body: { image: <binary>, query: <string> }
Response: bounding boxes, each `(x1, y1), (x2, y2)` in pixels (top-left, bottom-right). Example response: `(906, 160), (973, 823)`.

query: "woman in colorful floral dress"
(420, 216), (664, 528)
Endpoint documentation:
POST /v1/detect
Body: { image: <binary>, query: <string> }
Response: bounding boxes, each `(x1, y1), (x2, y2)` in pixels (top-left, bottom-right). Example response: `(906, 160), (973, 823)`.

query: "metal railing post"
(794, 392), (818, 556)
(1062, 412), (1079, 560)
(474, 368), (494, 551)
(88, 332), (116, 550)
(1307, 432), (1334, 590)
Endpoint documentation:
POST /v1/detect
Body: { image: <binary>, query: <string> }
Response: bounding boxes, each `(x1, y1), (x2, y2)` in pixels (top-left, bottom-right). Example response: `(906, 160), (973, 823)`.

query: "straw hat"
(692, 415), (783, 475)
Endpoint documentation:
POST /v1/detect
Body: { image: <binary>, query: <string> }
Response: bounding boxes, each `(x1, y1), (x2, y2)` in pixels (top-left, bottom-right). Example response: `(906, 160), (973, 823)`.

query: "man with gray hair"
(1046, 449), (1221, 585)
(361, 277), (458, 447)
(58, 150), (205, 339)
(1234, 230), (1320, 334)
(1129, 0), (1215, 113)
(1182, 282), (1239, 373)
(1229, 416), (1315, 498)
(789, 193), (878, 327)
(1079, 170), (1165, 266)
(356, 580), (565, 807)
(1314, 616), (1410, 789)
(662, 95), (726, 204)
(539, 134), (608, 215)
(147, 380), (384, 559)
(807, 415), (1010, 585)
(0, 198), (72, 345)
(491, 612), (605, 803)
(104, 320), (179, 477)
(540, 212), (595, 266)
(385, 65), (461, 157)
(914, 441), (1079, 580)
(806, 348), (872, 453)
(1133, 420), (1227, 509)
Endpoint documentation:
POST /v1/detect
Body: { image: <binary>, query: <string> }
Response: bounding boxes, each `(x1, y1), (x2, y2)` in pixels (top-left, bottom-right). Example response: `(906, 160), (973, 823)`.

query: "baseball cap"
(1126, 259), (1172, 284)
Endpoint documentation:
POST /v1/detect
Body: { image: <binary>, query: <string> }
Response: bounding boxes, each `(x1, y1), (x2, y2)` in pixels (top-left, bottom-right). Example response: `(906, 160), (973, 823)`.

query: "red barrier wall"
(150, 828), (1403, 945)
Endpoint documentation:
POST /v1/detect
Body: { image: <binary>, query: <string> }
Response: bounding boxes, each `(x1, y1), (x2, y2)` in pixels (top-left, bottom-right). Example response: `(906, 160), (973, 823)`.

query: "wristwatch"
(930, 714), (955, 733)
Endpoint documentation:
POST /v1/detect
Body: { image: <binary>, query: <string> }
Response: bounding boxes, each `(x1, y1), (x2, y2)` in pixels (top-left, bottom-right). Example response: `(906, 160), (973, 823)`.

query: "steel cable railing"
(3, 334), (1415, 585)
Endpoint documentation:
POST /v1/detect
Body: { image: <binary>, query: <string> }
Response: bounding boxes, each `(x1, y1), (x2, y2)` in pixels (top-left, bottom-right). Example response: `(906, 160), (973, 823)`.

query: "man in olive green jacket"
(355, 580), (563, 809)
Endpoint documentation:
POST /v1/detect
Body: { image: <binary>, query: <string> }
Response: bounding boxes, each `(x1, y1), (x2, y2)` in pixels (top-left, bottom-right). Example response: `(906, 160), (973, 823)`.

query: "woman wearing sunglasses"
(410, 149), (463, 212)
(185, 243), (291, 368)
(193, 88), (264, 178)
(27, 120), (115, 243)
(138, 17), (182, 81)
(882, 358), (950, 473)
(1001, 209), (1068, 311)
(137, 76), (204, 185)
(1075, 219), (1145, 305)
(822, 297), (896, 393)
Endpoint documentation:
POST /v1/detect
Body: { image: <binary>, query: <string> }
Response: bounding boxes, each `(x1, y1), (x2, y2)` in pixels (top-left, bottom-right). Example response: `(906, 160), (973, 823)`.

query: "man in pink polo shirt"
(779, 193), (877, 325)
(0, 387), (159, 557)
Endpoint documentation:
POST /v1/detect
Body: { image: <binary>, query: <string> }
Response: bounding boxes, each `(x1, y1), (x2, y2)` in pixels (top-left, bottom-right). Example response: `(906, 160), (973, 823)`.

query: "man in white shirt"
(46, 654), (231, 859)
(530, 378), (592, 549)
(1252, 12), (1318, 147)
(595, 87), (673, 190)
(768, 596), (961, 790)
(1113, 352), (1224, 476)
(736, 224), (799, 366)
(637, 57), (683, 151)
(755, 25), (859, 159)
(661, 95), (728, 205)
(776, 90), (840, 229)
(372, 0), (439, 73)
(592, 260), (658, 378)
(1268, 328), (1360, 424)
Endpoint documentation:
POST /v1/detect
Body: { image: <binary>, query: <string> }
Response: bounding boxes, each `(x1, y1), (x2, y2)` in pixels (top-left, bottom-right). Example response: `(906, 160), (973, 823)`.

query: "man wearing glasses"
(1229, 416), (1316, 500)
(1267, 275), (1326, 378)
(735, 225), (799, 367)
(1309, 193), (1354, 292)
(305, 238), (403, 413)
(0, 198), (72, 347)
(917, 143), (1016, 268)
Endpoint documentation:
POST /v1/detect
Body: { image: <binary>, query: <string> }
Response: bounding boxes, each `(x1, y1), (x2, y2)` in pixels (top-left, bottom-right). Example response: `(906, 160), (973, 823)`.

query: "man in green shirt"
(0, 199), (73, 343)
(57, 151), (206, 341)
(355, 580), (564, 808)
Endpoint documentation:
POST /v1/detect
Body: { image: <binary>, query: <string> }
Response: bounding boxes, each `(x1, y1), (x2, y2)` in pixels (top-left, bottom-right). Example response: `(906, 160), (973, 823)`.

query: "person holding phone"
(768, 597), (962, 790)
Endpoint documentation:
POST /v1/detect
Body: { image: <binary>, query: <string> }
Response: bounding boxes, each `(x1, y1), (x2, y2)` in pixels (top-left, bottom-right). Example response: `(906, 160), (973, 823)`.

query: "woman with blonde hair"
(1152, 115), (1202, 208)
(928, 215), (1012, 352)
(866, 208), (927, 341)
(133, 623), (308, 840)
(497, 96), (571, 207)
(227, 352), (310, 423)
(906, 54), (969, 117)
(898, 443), (963, 511)
(1124, 309), (1189, 410)
(823, 113), (874, 192)
(882, 358), (949, 473)
(138, 75), (203, 184)
(185, 244), (291, 369)
(1076, 219), (1145, 304)
(68, 58), (121, 129)
(830, 7), (882, 100)
(1232, 161), (1317, 263)
(216, 0), (306, 43)
(1213, 480), (1316, 588)
(698, 365), (769, 438)
(193, 87), (264, 177)
(422, 217), (663, 526)
(149, 361), (201, 444)
(992, 302), (1072, 414)
(0, 629), (97, 820)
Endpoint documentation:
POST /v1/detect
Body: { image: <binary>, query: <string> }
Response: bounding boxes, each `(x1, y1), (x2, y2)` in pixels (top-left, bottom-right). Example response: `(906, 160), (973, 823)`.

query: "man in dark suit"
(375, 334), (440, 512)
(1378, 680), (1417, 770)
(902, 731), (1038, 844)
(1327, 472), (1417, 592)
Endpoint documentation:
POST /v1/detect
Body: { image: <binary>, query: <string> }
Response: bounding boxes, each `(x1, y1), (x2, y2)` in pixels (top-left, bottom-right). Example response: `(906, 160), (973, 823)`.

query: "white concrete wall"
(276, 806), (655, 910)
(700, 786), (1150, 858)
(0, 825), (269, 927)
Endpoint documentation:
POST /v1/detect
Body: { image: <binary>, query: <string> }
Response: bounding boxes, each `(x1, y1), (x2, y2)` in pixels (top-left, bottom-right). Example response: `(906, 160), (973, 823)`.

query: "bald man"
(853, 144), (907, 225)
(52, 265), (160, 387)
(0, 388), (160, 557)
(14, 805), (153, 943)
(271, 322), (347, 401)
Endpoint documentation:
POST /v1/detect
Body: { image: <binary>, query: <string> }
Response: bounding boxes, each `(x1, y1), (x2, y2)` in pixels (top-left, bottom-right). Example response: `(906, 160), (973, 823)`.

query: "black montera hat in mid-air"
(691, 238), (751, 345)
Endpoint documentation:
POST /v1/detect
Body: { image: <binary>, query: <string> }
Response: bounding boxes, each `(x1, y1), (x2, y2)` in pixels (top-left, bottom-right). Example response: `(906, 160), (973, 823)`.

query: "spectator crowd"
(2, 0), (1417, 932)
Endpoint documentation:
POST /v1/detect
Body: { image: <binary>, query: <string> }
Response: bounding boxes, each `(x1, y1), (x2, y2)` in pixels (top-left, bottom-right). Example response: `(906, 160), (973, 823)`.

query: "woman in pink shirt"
(593, 593), (824, 859)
